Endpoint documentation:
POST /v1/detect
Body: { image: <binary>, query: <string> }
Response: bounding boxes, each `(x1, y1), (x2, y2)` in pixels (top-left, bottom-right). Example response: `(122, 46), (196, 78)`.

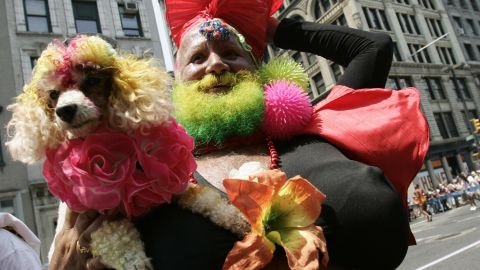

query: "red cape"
(303, 85), (430, 244)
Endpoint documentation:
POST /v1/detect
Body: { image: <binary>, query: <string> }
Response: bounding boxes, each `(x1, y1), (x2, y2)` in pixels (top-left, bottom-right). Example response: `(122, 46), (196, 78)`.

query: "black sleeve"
(273, 18), (393, 89)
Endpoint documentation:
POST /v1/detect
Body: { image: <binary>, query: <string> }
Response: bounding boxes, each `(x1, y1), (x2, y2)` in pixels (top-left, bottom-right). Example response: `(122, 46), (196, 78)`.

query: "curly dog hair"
(6, 35), (172, 163)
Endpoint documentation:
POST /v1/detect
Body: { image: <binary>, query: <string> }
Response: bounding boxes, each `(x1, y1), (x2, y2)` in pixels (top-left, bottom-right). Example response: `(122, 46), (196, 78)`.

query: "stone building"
(272, 0), (480, 188)
(0, 0), (171, 263)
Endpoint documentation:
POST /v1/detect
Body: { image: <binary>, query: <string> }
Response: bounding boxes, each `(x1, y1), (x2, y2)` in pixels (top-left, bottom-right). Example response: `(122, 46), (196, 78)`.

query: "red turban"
(165, 0), (284, 59)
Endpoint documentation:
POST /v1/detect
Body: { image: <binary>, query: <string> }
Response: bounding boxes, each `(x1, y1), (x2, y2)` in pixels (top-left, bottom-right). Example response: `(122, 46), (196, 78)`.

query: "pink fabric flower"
(43, 120), (196, 217)
(125, 119), (196, 217)
(44, 128), (137, 213)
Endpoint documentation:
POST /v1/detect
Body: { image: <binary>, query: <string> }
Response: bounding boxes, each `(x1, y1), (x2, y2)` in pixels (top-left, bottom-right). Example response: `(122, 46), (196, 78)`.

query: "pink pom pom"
(263, 80), (312, 140)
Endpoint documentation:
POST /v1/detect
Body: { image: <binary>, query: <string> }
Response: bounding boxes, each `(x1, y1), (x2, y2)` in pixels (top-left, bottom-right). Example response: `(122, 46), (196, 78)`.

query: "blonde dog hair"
(6, 35), (172, 164)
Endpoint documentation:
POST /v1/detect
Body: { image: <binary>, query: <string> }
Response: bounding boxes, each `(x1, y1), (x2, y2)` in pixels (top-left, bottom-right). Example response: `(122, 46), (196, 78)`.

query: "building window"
(464, 43), (477, 60)
(330, 63), (343, 82)
(444, 112), (460, 137)
(72, 1), (101, 33)
(23, 0), (51, 32)
(434, 112), (459, 138)
(465, 19), (478, 36)
(118, 4), (143, 37)
(451, 77), (471, 99)
(471, 0), (480, 11)
(426, 18), (445, 37)
(0, 198), (15, 215)
(394, 0), (410, 5)
(392, 42), (402, 62)
(409, 43), (431, 63)
(315, 0), (337, 18)
(452, 17), (465, 35)
(320, 0), (331, 13)
(423, 77), (446, 100)
(419, 0), (435, 9)
(387, 76), (413, 90)
(269, 44), (281, 56)
(436, 47), (456, 65)
(263, 49), (270, 64)
(434, 113), (449, 138)
(291, 52), (305, 68)
(332, 14), (347, 26)
(459, 0), (469, 9)
(462, 109), (478, 129)
(397, 13), (421, 35)
(30, 56), (39, 69)
(306, 53), (317, 66)
(314, 1), (323, 18)
(363, 7), (391, 31)
(313, 73), (326, 99)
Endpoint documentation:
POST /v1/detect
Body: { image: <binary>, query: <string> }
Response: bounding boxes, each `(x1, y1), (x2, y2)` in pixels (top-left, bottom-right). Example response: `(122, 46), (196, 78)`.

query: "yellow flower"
(223, 169), (329, 270)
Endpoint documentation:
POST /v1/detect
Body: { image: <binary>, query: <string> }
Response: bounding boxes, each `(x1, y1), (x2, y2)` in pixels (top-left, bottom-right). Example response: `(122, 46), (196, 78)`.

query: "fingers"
(74, 210), (100, 233)
(64, 206), (80, 229)
(77, 208), (123, 255)
(77, 214), (106, 251)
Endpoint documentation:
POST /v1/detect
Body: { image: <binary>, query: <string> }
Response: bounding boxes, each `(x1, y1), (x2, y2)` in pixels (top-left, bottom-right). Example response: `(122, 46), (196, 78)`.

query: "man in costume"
(136, 0), (428, 269)
(48, 0), (429, 269)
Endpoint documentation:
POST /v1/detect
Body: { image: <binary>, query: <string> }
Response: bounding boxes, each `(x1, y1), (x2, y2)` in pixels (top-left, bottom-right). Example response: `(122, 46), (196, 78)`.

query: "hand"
(266, 17), (280, 44)
(48, 208), (117, 270)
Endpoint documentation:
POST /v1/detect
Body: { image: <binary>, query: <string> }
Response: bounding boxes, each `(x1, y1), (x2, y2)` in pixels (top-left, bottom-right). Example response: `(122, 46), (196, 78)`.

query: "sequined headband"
(199, 19), (257, 66)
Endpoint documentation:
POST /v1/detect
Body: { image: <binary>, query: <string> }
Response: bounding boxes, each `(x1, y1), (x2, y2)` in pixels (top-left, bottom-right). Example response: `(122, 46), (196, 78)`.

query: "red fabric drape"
(165, 0), (284, 59)
(304, 85), (430, 244)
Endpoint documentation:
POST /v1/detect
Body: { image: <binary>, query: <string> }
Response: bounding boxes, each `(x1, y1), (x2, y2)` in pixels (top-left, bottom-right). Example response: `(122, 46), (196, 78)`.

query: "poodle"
(6, 35), (175, 270)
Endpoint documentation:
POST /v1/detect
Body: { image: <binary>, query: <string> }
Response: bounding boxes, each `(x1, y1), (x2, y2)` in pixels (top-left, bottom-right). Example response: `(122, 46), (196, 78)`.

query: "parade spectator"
(447, 180), (460, 208)
(414, 184), (432, 222)
(0, 213), (42, 270)
(437, 183), (451, 212)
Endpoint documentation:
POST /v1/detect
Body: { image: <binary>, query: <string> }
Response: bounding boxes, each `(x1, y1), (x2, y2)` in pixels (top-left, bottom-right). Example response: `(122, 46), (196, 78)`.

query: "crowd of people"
(410, 170), (480, 221)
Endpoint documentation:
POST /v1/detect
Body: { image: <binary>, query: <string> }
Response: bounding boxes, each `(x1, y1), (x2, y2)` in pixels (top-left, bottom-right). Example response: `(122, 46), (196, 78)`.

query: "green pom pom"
(258, 56), (310, 91)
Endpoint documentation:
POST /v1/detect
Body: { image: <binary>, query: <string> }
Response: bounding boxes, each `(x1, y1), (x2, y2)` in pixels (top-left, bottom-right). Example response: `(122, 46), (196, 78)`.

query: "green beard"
(172, 71), (264, 146)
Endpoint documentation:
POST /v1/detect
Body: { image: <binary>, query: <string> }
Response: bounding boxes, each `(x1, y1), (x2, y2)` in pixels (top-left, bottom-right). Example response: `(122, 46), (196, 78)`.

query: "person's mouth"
(205, 84), (231, 94)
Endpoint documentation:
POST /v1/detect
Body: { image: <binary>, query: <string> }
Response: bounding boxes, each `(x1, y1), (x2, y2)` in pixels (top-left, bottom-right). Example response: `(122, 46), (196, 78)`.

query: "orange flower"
(223, 170), (328, 270)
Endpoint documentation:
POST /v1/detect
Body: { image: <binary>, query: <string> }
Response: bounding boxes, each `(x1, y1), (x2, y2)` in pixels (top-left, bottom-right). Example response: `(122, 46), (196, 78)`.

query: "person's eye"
(223, 51), (239, 59)
(191, 54), (206, 64)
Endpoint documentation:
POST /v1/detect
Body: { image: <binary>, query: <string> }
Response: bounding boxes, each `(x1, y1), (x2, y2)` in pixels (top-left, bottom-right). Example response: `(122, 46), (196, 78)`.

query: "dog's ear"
(6, 84), (61, 164)
(109, 56), (173, 131)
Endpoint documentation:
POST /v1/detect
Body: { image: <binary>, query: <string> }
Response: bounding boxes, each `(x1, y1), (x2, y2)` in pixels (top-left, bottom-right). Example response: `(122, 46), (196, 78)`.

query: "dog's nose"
(56, 104), (78, 123)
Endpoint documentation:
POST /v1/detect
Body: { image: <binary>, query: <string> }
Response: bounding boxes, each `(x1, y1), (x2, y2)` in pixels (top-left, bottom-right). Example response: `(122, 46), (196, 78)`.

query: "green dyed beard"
(172, 71), (264, 146)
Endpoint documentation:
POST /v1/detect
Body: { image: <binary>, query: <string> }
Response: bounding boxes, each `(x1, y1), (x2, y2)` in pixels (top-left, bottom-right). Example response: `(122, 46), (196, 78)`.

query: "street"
(397, 205), (480, 270)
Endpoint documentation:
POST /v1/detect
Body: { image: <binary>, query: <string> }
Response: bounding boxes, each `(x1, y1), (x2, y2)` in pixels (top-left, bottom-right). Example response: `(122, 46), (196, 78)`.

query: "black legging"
(274, 17), (393, 89)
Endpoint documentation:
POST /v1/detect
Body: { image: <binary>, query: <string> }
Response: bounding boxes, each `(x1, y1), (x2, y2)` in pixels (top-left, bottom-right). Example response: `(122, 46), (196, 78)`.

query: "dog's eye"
(49, 90), (60, 100)
(84, 77), (101, 87)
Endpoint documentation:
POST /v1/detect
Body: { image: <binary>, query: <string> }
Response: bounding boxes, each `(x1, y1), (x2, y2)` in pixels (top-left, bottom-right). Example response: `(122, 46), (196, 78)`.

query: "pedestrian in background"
(0, 212), (42, 270)
(414, 184), (432, 222)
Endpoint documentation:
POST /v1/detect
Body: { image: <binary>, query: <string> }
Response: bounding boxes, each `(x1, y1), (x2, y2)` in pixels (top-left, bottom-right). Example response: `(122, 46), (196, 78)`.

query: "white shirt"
(0, 229), (42, 270)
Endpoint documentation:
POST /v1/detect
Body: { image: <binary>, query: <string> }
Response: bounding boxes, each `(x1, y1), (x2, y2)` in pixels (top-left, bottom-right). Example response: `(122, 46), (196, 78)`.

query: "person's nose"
(205, 53), (229, 75)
